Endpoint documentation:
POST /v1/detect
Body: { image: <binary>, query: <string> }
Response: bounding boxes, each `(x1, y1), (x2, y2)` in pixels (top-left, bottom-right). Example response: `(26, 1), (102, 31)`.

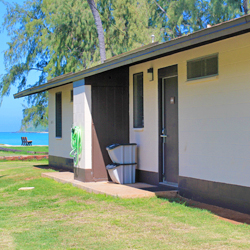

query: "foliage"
(100, 0), (163, 56)
(0, 0), (49, 128)
(154, 0), (243, 39)
(19, 122), (48, 132)
(0, 0), (247, 127)
(43, 0), (100, 76)
(21, 91), (48, 129)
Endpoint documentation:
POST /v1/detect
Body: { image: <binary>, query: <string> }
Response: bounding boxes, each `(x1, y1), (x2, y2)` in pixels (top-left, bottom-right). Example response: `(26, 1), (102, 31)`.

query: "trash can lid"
(106, 143), (137, 150)
(106, 164), (121, 170)
(106, 144), (120, 150)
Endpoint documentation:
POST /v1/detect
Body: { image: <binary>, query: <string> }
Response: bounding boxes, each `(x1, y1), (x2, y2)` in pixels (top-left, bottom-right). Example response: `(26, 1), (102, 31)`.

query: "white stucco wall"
(129, 62), (159, 173)
(73, 80), (92, 170)
(48, 83), (73, 159)
(130, 32), (250, 187)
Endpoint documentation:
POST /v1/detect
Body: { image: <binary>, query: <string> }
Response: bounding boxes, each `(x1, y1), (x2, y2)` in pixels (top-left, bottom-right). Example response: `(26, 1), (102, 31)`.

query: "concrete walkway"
(42, 172), (178, 199)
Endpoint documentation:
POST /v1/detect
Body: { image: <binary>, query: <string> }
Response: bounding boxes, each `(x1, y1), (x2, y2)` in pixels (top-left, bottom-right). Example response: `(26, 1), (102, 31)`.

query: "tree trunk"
(243, 0), (248, 14)
(87, 0), (106, 63)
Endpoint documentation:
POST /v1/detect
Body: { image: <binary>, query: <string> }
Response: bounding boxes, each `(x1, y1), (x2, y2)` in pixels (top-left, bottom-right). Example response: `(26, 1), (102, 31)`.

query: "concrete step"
(42, 172), (178, 199)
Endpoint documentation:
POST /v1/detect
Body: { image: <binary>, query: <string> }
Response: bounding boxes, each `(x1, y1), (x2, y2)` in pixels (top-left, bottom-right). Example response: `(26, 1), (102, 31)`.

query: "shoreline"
(0, 132), (48, 134)
(16, 132), (48, 134)
(1, 144), (48, 147)
(0, 132), (48, 145)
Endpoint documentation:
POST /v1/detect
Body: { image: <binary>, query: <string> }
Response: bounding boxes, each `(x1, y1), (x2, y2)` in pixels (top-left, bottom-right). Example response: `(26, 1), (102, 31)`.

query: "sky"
(0, 0), (39, 132)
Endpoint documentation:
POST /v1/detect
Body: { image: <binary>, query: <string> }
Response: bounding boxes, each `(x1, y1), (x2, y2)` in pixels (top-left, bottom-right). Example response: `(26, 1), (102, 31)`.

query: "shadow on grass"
(161, 196), (250, 225)
(34, 164), (73, 173)
(0, 175), (8, 178)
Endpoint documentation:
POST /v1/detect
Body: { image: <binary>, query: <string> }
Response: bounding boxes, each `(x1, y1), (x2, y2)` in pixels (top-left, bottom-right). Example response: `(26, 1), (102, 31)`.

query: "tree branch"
(154, 1), (169, 19)
(28, 68), (44, 72)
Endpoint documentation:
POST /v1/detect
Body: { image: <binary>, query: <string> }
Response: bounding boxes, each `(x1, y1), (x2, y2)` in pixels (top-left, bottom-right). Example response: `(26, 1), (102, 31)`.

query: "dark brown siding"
(49, 155), (73, 172)
(179, 176), (250, 214)
(136, 170), (159, 185)
(85, 66), (129, 181)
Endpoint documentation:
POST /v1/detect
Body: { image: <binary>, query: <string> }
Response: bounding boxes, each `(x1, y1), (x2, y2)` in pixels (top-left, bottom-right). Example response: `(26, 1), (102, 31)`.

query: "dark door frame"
(158, 65), (179, 184)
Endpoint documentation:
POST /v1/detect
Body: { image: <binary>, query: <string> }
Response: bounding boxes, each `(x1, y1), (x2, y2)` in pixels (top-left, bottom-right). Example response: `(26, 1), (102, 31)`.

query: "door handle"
(161, 128), (167, 138)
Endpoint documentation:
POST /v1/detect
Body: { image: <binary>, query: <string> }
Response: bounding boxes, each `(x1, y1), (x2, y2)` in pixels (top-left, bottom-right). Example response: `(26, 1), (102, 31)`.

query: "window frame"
(187, 53), (218, 81)
(55, 92), (62, 138)
(133, 72), (144, 129)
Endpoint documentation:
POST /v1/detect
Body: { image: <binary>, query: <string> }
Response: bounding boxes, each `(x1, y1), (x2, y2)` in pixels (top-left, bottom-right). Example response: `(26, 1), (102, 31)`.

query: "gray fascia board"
(14, 15), (250, 99)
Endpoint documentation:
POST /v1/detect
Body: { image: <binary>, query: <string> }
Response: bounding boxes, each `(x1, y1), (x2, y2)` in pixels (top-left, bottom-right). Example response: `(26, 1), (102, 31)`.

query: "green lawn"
(0, 146), (48, 157)
(0, 160), (249, 249)
(0, 152), (18, 157)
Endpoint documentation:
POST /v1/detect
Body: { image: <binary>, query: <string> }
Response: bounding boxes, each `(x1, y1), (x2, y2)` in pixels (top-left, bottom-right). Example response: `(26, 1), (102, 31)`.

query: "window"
(187, 54), (218, 80)
(133, 72), (144, 128)
(55, 92), (62, 138)
(70, 90), (73, 102)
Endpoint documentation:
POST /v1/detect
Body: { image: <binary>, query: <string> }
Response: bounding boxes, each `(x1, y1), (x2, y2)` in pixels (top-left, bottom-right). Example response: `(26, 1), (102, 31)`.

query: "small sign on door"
(170, 96), (175, 104)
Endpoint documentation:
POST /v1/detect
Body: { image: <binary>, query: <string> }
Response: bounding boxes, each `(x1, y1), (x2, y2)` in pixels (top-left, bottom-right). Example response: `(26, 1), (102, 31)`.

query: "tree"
(154, 0), (243, 39)
(0, 0), (248, 129)
(87, 0), (106, 63)
(99, 0), (163, 57)
(0, 0), (49, 129)
(43, 0), (100, 76)
(243, 0), (248, 14)
(0, 0), (101, 128)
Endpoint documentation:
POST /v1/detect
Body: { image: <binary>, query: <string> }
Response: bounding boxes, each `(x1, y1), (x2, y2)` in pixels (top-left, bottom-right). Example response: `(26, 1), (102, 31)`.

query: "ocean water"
(0, 132), (48, 146)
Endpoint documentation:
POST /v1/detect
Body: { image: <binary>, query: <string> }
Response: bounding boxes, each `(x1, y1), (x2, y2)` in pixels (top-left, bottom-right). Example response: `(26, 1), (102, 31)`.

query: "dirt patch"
(24, 177), (37, 181)
(0, 231), (15, 250)
(0, 155), (48, 161)
(173, 195), (250, 225)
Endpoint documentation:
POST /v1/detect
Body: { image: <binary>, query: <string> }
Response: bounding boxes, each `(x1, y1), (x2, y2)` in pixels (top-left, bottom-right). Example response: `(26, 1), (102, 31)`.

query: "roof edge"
(14, 14), (250, 99)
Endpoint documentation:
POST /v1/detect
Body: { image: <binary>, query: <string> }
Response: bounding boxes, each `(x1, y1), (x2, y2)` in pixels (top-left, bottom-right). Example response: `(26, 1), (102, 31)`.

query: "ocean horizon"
(0, 132), (48, 146)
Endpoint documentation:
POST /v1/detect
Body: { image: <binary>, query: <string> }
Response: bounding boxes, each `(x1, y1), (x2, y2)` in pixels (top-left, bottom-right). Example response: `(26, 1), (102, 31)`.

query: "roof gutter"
(14, 15), (250, 99)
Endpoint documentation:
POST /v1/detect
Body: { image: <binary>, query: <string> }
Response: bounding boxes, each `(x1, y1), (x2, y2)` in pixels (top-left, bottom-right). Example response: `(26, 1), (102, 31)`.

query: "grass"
(0, 160), (249, 249)
(0, 146), (48, 157)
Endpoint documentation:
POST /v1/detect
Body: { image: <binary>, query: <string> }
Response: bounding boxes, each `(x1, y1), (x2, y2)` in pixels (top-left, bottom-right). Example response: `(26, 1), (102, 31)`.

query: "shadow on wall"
(34, 164), (68, 172)
(88, 66), (130, 182)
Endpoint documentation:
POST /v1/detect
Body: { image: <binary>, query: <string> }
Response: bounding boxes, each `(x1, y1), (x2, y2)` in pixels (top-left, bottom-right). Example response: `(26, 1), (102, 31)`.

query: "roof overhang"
(14, 15), (250, 99)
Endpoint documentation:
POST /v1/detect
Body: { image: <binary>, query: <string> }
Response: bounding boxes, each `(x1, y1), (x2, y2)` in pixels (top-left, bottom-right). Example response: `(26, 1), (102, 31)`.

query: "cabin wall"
(178, 34), (250, 189)
(48, 83), (73, 171)
(130, 33), (250, 212)
(73, 80), (93, 182)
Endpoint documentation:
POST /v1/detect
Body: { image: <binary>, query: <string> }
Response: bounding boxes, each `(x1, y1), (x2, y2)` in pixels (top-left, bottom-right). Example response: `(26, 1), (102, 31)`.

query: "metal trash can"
(106, 143), (137, 164)
(106, 164), (136, 184)
(106, 144), (137, 184)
